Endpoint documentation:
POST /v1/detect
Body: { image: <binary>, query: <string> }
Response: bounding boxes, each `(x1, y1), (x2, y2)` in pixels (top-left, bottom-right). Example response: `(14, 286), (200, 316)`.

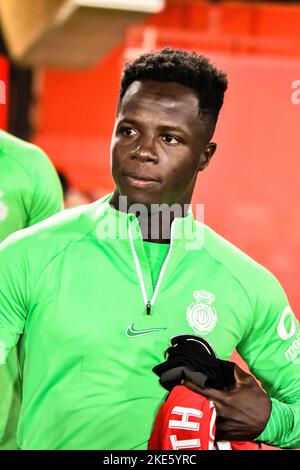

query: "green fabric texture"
(0, 130), (63, 449)
(0, 193), (299, 449)
(0, 130), (63, 243)
(257, 395), (300, 447)
(143, 240), (170, 288)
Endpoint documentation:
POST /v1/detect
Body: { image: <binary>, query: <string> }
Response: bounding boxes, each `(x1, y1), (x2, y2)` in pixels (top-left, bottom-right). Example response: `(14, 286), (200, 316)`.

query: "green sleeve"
(0, 235), (28, 364)
(0, 140), (62, 449)
(0, 234), (29, 448)
(26, 146), (63, 227)
(237, 271), (300, 448)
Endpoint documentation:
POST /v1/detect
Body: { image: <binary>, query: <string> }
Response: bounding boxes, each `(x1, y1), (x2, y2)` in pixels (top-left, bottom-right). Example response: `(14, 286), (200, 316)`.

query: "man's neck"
(110, 192), (190, 244)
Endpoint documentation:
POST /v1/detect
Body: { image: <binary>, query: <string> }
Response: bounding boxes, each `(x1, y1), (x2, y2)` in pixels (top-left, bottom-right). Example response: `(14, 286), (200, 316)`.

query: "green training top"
(0, 130), (63, 449)
(0, 194), (299, 450)
(0, 130), (63, 242)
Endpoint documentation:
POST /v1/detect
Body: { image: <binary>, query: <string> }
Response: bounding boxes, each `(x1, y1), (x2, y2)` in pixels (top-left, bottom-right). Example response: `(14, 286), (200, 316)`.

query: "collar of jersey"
(93, 193), (205, 308)
(100, 193), (201, 243)
(94, 193), (204, 270)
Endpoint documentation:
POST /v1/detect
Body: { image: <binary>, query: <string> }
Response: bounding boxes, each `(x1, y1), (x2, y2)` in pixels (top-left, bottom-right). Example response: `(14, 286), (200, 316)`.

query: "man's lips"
(123, 171), (161, 188)
(123, 171), (160, 182)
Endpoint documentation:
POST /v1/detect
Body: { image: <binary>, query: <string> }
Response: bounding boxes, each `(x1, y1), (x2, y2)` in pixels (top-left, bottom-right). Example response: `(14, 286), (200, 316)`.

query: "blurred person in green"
(0, 130), (63, 449)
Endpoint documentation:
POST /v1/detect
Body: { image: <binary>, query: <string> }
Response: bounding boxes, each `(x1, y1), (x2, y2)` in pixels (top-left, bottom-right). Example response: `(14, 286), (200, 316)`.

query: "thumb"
(234, 364), (254, 386)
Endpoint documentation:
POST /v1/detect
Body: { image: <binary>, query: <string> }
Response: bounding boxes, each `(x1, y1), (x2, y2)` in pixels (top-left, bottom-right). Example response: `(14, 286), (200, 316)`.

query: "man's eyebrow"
(117, 118), (190, 135)
(158, 124), (188, 134)
(117, 117), (141, 128)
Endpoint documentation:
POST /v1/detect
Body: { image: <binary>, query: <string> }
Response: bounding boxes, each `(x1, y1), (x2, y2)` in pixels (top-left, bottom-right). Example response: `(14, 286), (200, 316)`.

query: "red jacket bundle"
(148, 385), (260, 451)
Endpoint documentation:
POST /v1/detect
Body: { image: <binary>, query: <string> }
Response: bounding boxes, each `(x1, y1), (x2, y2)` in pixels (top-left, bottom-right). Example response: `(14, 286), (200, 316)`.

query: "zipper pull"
(146, 301), (151, 316)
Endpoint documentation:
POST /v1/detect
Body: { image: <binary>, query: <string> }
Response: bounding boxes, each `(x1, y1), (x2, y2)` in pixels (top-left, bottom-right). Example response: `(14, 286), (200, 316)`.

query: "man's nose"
(131, 136), (158, 163)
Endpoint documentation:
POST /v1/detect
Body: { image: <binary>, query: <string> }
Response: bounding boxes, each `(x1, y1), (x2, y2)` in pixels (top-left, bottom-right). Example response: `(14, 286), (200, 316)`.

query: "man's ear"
(198, 142), (217, 171)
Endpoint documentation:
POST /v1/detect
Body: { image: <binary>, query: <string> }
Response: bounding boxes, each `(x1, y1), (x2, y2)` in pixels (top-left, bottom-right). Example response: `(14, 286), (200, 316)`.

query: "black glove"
(153, 335), (235, 392)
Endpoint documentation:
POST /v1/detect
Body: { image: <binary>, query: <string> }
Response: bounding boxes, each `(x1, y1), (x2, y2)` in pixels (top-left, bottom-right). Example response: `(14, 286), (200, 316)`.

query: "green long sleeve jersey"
(0, 194), (299, 450)
(0, 130), (63, 449)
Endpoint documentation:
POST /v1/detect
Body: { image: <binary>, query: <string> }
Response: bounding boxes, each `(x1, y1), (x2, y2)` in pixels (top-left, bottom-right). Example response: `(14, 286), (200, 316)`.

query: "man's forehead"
(121, 80), (199, 114)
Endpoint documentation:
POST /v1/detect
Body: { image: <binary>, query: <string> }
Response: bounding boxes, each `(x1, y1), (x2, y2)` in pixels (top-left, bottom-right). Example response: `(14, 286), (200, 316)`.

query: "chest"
(25, 242), (252, 362)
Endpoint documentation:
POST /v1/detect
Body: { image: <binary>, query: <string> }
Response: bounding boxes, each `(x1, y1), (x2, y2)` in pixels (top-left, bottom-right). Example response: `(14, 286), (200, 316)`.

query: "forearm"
(256, 393), (300, 448)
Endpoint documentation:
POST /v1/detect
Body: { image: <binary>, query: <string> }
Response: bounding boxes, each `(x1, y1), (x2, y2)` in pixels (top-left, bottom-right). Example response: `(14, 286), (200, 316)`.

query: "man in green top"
(0, 130), (63, 449)
(0, 48), (299, 450)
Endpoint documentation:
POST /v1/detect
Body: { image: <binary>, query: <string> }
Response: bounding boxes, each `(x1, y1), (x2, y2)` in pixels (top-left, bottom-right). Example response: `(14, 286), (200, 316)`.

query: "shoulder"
(201, 223), (283, 300)
(0, 196), (110, 268)
(0, 130), (56, 178)
(0, 130), (46, 160)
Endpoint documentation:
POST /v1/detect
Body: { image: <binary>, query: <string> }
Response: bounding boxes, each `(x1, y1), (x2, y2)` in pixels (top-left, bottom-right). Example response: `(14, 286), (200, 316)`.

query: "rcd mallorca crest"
(0, 191), (8, 222)
(186, 291), (217, 335)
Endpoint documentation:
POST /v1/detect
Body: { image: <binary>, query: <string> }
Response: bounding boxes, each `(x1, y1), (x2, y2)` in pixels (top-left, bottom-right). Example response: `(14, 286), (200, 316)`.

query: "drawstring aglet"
(146, 301), (151, 315)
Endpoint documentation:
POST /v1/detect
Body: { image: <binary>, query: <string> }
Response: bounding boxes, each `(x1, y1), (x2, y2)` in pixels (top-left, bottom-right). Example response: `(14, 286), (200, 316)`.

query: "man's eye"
(162, 135), (181, 145)
(121, 128), (137, 137)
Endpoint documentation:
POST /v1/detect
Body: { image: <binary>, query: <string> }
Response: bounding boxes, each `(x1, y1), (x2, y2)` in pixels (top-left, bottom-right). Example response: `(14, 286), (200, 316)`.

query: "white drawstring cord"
(128, 221), (176, 315)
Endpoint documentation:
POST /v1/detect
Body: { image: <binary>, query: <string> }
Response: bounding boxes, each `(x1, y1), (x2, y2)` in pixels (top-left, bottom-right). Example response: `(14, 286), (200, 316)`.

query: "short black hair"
(118, 47), (228, 129)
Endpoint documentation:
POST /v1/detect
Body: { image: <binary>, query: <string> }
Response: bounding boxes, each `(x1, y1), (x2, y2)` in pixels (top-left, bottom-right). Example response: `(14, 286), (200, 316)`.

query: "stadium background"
(0, 0), (299, 451)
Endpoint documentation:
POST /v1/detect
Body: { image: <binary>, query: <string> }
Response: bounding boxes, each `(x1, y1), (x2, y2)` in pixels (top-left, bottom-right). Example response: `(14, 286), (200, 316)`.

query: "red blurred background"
(0, 55), (8, 128)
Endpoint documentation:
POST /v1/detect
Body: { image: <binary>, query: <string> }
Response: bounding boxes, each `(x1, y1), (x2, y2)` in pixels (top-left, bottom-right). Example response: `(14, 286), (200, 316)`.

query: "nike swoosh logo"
(126, 323), (167, 337)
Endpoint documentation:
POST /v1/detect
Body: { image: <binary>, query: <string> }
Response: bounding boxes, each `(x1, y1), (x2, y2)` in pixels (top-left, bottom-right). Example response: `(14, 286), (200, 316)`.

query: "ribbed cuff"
(255, 397), (293, 447)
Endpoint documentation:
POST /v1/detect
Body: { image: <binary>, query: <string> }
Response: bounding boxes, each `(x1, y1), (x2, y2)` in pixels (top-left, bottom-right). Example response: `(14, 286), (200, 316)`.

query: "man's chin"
(112, 186), (185, 213)
(117, 187), (163, 211)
